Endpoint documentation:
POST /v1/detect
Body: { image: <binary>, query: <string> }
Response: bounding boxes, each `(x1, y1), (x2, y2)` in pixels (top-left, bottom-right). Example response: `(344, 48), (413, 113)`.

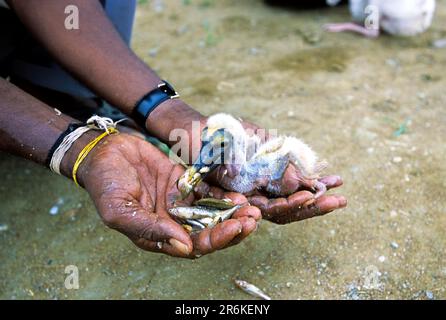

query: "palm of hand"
(79, 134), (260, 258)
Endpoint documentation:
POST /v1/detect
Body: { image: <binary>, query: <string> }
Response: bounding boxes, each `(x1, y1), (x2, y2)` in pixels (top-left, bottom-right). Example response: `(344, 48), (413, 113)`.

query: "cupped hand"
(76, 133), (261, 258)
(247, 174), (347, 224)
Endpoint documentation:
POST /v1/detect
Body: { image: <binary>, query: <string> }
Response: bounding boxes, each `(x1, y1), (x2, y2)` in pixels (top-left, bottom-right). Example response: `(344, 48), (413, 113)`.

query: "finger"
(166, 165), (195, 207)
(315, 194), (347, 213)
(220, 192), (248, 205)
(110, 209), (193, 256)
(232, 205), (262, 221)
(191, 219), (242, 257)
(193, 182), (225, 200)
(319, 175), (343, 190)
(271, 194), (347, 224)
(248, 190), (314, 220)
(132, 238), (192, 258)
(214, 191), (262, 220)
(225, 216), (258, 247)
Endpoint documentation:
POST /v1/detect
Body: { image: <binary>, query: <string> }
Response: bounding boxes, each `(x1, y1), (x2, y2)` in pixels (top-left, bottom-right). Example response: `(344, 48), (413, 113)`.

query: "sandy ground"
(1, 0), (446, 300)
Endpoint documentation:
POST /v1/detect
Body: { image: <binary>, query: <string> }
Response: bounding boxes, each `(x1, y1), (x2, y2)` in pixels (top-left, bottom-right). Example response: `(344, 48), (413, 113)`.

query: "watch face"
(159, 81), (179, 97)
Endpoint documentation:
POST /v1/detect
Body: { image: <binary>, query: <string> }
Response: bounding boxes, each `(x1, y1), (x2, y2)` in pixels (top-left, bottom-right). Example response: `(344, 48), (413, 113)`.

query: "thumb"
(107, 208), (193, 257)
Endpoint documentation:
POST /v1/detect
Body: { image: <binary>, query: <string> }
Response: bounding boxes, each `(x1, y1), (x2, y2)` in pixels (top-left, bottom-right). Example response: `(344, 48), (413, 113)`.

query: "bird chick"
(325, 0), (436, 37)
(235, 135), (328, 197)
(178, 113), (327, 198)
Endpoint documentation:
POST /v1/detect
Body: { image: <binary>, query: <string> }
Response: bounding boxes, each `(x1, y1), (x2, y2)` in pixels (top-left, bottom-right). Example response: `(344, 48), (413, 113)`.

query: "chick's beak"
(177, 128), (230, 199)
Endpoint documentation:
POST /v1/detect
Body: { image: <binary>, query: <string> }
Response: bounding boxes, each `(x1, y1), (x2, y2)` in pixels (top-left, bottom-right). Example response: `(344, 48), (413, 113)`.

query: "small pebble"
(386, 58), (400, 68)
(152, 0), (164, 12)
(0, 224), (8, 232)
(390, 242), (399, 249)
(148, 47), (159, 57)
(393, 156), (402, 163)
(390, 210), (398, 218)
(49, 198), (65, 215)
(432, 38), (446, 49)
(286, 282), (293, 288)
(378, 256), (386, 263)
(249, 47), (260, 56)
(176, 25), (189, 35)
(426, 291), (434, 300)
(49, 206), (59, 216)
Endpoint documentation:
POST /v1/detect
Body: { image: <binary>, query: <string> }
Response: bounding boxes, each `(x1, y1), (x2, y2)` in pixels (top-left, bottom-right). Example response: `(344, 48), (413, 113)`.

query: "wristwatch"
(132, 80), (180, 128)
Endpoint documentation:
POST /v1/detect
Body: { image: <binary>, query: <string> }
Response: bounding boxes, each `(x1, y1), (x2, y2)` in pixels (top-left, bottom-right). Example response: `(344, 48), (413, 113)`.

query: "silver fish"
(169, 205), (242, 221)
(185, 219), (206, 230)
(197, 217), (217, 226)
(195, 198), (236, 210)
(168, 206), (221, 220)
(234, 279), (271, 300)
(169, 204), (244, 232)
(218, 205), (242, 221)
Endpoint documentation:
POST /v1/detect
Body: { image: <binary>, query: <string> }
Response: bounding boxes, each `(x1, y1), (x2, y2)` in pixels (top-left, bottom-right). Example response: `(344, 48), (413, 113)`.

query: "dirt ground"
(1, 0), (445, 300)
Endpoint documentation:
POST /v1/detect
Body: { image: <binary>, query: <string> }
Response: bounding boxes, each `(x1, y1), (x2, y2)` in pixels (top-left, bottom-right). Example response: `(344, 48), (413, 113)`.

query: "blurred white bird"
(325, 0), (436, 37)
(178, 113), (327, 199)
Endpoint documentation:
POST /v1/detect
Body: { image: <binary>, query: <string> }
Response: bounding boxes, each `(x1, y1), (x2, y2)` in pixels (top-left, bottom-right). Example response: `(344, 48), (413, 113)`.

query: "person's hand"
(75, 133), (261, 258)
(146, 102), (347, 225)
(247, 174), (346, 224)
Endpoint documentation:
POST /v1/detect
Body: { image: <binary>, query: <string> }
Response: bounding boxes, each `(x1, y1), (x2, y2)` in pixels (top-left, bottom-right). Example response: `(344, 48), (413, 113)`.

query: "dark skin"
(0, 78), (261, 258)
(2, 0), (347, 257)
(78, 133), (262, 258)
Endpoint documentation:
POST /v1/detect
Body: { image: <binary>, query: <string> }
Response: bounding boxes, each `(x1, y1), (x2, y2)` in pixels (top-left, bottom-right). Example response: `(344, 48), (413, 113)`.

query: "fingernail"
(337, 196), (348, 208)
(169, 239), (191, 255)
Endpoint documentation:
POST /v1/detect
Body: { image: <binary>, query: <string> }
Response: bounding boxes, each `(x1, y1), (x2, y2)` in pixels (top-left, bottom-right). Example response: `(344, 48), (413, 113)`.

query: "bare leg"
(324, 22), (380, 38)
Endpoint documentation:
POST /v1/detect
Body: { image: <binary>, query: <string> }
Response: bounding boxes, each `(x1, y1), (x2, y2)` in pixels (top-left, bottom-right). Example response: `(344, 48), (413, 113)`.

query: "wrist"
(144, 98), (206, 145)
(59, 130), (102, 187)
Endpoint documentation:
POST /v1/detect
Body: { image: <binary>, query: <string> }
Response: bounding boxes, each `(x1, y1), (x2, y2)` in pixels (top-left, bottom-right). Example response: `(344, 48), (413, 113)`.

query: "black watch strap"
(131, 80), (179, 128)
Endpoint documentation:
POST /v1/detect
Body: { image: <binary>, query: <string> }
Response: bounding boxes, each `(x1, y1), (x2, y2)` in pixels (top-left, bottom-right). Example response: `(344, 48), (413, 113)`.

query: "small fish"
(169, 206), (221, 220)
(169, 204), (243, 232)
(218, 204), (243, 221)
(185, 219), (206, 231)
(169, 204), (242, 221)
(195, 198), (236, 209)
(234, 280), (271, 300)
(196, 217), (217, 226)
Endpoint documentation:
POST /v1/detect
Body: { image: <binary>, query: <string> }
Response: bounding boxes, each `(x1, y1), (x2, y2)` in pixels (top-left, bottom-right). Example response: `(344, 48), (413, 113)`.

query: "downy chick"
(178, 113), (327, 198)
